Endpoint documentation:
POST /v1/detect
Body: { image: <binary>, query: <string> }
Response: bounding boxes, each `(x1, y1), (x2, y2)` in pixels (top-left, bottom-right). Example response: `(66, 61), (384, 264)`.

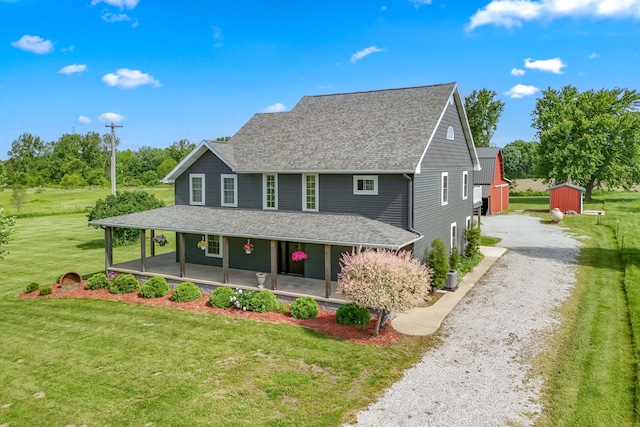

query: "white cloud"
(588, 52), (600, 59)
(511, 68), (526, 76)
(102, 11), (131, 23)
(91, 0), (139, 10)
(59, 64), (87, 75)
(350, 46), (384, 64)
(212, 26), (222, 40)
(381, 6), (387, 11)
(505, 84), (539, 98)
(61, 45), (75, 53)
(409, 0), (432, 5)
(525, 57), (567, 74)
(261, 103), (287, 113)
(11, 35), (53, 54)
(102, 68), (160, 89)
(468, 0), (640, 30)
(77, 116), (92, 125)
(99, 112), (124, 122)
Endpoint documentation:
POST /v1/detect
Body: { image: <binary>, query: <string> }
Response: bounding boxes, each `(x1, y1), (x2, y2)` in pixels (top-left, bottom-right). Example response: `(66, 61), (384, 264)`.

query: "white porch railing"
(473, 186), (483, 205)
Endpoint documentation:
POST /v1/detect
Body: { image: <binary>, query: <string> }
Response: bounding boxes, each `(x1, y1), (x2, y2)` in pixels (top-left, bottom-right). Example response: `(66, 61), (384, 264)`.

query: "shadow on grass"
(76, 239), (105, 250)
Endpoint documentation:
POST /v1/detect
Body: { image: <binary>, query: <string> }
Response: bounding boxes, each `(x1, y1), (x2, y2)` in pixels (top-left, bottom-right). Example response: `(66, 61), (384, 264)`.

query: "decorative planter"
(245, 249), (253, 255)
(256, 272), (267, 289)
(550, 208), (563, 223)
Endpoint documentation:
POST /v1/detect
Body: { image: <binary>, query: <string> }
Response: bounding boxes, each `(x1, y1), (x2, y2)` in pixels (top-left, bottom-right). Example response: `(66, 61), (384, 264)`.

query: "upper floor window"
(441, 172), (449, 206)
(353, 175), (378, 195)
(189, 173), (205, 205)
(220, 174), (237, 207)
(462, 171), (469, 200)
(446, 126), (454, 140)
(302, 174), (318, 212)
(205, 234), (222, 257)
(263, 174), (278, 210)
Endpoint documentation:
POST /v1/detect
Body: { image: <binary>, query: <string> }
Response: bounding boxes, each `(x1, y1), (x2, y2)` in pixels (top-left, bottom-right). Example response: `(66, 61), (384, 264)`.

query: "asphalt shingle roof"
(214, 83), (457, 172)
(89, 205), (421, 249)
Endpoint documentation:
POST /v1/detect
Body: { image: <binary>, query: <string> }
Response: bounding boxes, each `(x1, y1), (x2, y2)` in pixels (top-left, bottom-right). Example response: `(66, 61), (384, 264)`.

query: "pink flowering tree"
(337, 249), (432, 336)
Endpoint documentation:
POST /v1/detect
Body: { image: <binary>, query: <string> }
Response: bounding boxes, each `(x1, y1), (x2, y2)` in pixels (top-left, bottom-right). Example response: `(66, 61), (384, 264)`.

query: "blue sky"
(1, 0), (639, 160)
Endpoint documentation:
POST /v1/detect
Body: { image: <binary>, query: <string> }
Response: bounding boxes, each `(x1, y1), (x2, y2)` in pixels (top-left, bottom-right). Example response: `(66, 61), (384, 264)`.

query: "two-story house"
(89, 82), (482, 304)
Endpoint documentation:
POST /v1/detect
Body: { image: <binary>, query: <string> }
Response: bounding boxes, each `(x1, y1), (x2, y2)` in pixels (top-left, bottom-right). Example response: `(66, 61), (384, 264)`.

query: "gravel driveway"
(349, 214), (581, 427)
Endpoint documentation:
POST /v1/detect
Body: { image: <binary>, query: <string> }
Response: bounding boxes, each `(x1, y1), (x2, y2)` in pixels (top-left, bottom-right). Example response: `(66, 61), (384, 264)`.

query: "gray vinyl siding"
(413, 100), (474, 260)
(278, 174), (302, 211)
(174, 151), (233, 207)
(320, 175), (408, 228)
(302, 244), (352, 281)
(184, 234), (271, 271)
(184, 233), (222, 267)
(237, 174), (262, 209)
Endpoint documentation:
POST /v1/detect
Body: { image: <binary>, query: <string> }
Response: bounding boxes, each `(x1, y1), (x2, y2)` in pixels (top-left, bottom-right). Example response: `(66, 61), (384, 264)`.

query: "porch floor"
(110, 252), (345, 304)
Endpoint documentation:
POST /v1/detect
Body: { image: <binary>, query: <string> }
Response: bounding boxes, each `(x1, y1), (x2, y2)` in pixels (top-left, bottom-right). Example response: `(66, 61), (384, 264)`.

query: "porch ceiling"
(88, 205), (421, 249)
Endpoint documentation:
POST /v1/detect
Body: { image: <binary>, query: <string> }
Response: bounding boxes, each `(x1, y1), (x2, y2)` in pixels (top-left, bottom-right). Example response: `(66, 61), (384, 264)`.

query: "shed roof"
(548, 182), (586, 192)
(88, 205), (421, 250)
(164, 83), (480, 181)
(473, 147), (510, 185)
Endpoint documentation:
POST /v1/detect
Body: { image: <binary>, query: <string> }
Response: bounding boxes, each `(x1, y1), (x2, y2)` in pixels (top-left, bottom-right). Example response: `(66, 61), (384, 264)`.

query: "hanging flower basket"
(243, 240), (254, 255)
(197, 240), (207, 250)
(152, 234), (168, 246)
(291, 250), (307, 262)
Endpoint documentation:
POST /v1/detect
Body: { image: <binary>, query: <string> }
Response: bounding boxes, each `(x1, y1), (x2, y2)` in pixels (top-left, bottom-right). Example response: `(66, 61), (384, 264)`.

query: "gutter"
(403, 174), (423, 246)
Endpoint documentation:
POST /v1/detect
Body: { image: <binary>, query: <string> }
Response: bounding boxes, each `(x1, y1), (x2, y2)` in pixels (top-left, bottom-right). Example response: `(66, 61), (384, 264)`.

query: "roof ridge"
(302, 82), (457, 99)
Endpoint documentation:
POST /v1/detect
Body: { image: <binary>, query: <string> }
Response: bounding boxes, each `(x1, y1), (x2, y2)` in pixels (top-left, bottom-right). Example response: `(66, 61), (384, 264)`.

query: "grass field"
(510, 192), (640, 426)
(0, 195), (432, 426)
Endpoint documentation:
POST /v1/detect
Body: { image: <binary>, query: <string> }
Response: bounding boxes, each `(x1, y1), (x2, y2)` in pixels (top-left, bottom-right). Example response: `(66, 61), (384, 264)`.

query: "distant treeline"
(0, 132), (216, 188)
(501, 140), (539, 179)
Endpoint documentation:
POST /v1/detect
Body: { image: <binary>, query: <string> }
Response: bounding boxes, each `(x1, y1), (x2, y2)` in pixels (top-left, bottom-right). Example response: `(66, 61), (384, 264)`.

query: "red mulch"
(19, 281), (400, 346)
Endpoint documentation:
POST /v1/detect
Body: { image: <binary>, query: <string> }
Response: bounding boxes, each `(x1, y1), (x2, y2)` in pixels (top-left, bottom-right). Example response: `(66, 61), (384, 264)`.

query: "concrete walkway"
(392, 245), (507, 336)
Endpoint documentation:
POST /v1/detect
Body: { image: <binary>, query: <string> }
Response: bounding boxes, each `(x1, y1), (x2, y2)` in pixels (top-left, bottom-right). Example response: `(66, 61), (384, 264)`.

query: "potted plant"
(152, 234), (168, 246)
(243, 240), (254, 254)
(197, 239), (207, 250)
(291, 250), (307, 262)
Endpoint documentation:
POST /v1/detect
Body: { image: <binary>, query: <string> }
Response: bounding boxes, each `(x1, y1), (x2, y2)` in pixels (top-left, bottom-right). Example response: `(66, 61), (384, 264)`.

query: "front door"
(279, 242), (305, 276)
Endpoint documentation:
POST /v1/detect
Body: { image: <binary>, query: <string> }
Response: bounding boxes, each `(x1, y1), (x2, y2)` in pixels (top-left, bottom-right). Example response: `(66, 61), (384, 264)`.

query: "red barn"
(474, 147), (511, 215)
(548, 182), (585, 213)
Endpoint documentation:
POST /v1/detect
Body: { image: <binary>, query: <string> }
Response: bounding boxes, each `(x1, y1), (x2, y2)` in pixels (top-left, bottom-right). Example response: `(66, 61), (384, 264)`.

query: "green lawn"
(510, 193), (639, 426)
(0, 213), (431, 426)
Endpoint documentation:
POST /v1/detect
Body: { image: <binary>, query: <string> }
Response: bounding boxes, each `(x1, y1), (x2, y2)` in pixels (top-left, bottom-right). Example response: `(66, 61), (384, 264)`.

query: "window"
(451, 222), (457, 249)
(302, 174), (318, 212)
(353, 175), (378, 195)
(462, 171), (469, 200)
(263, 174), (278, 210)
(466, 216), (472, 230)
(189, 173), (205, 205)
(446, 126), (454, 140)
(205, 234), (222, 257)
(441, 172), (448, 206)
(220, 174), (237, 207)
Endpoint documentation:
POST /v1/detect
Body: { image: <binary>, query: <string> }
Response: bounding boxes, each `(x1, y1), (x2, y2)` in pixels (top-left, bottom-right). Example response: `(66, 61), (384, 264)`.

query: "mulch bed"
(19, 281), (400, 346)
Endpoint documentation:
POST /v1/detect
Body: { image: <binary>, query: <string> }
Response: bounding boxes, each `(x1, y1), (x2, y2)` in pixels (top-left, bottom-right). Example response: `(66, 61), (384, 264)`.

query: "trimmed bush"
(109, 274), (141, 294)
(231, 289), (256, 310)
(275, 301), (288, 314)
(26, 282), (39, 293)
(39, 285), (52, 296)
(209, 287), (236, 308)
(170, 281), (202, 302)
(427, 238), (448, 290)
(465, 220), (481, 258)
(141, 276), (170, 298)
(86, 273), (110, 290)
(289, 296), (319, 320)
(449, 247), (461, 271)
(248, 290), (278, 313)
(336, 303), (371, 327)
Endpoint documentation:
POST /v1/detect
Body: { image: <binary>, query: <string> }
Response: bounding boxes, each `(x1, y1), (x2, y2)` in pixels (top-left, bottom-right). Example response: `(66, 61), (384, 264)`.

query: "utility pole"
(105, 122), (123, 196)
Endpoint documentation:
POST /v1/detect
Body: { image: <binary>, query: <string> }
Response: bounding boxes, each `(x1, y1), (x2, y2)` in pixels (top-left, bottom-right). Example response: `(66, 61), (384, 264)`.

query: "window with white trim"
(451, 222), (457, 249)
(302, 174), (318, 211)
(353, 175), (378, 195)
(462, 171), (469, 200)
(205, 234), (222, 257)
(466, 216), (472, 230)
(263, 174), (278, 210)
(220, 174), (237, 207)
(441, 172), (449, 206)
(189, 173), (205, 205)
(447, 126), (454, 140)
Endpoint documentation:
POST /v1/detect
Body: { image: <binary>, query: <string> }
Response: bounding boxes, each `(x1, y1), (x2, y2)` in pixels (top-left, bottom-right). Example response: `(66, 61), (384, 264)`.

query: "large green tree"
(532, 85), (640, 201)
(464, 88), (505, 147)
(502, 140), (540, 179)
(0, 208), (16, 260)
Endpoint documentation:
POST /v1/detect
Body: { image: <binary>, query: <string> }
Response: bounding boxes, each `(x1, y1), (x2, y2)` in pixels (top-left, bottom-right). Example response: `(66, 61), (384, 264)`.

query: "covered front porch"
(110, 252), (344, 304)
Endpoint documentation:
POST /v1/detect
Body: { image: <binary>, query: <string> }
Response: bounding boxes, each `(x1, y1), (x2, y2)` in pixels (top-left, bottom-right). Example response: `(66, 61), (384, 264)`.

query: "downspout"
(403, 173), (420, 235)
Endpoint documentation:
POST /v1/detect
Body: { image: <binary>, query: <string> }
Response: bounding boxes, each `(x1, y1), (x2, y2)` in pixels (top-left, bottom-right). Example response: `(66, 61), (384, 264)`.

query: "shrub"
(275, 301), (288, 314)
(170, 281), (202, 302)
(465, 220), (481, 258)
(39, 285), (52, 296)
(427, 238), (448, 290)
(336, 303), (371, 327)
(141, 276), (170, 298)
(26, 282), (39, 293)
(109, 274), (141, 294)
(209, 287), (236, 308)
(290, 296), (319, 320)
(248, 290), (278, 313)
(338, 249), (431, 336)
(231, 289), (256, 311)
(449, 247), (461, 271)
(85, 273), (110, 290)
